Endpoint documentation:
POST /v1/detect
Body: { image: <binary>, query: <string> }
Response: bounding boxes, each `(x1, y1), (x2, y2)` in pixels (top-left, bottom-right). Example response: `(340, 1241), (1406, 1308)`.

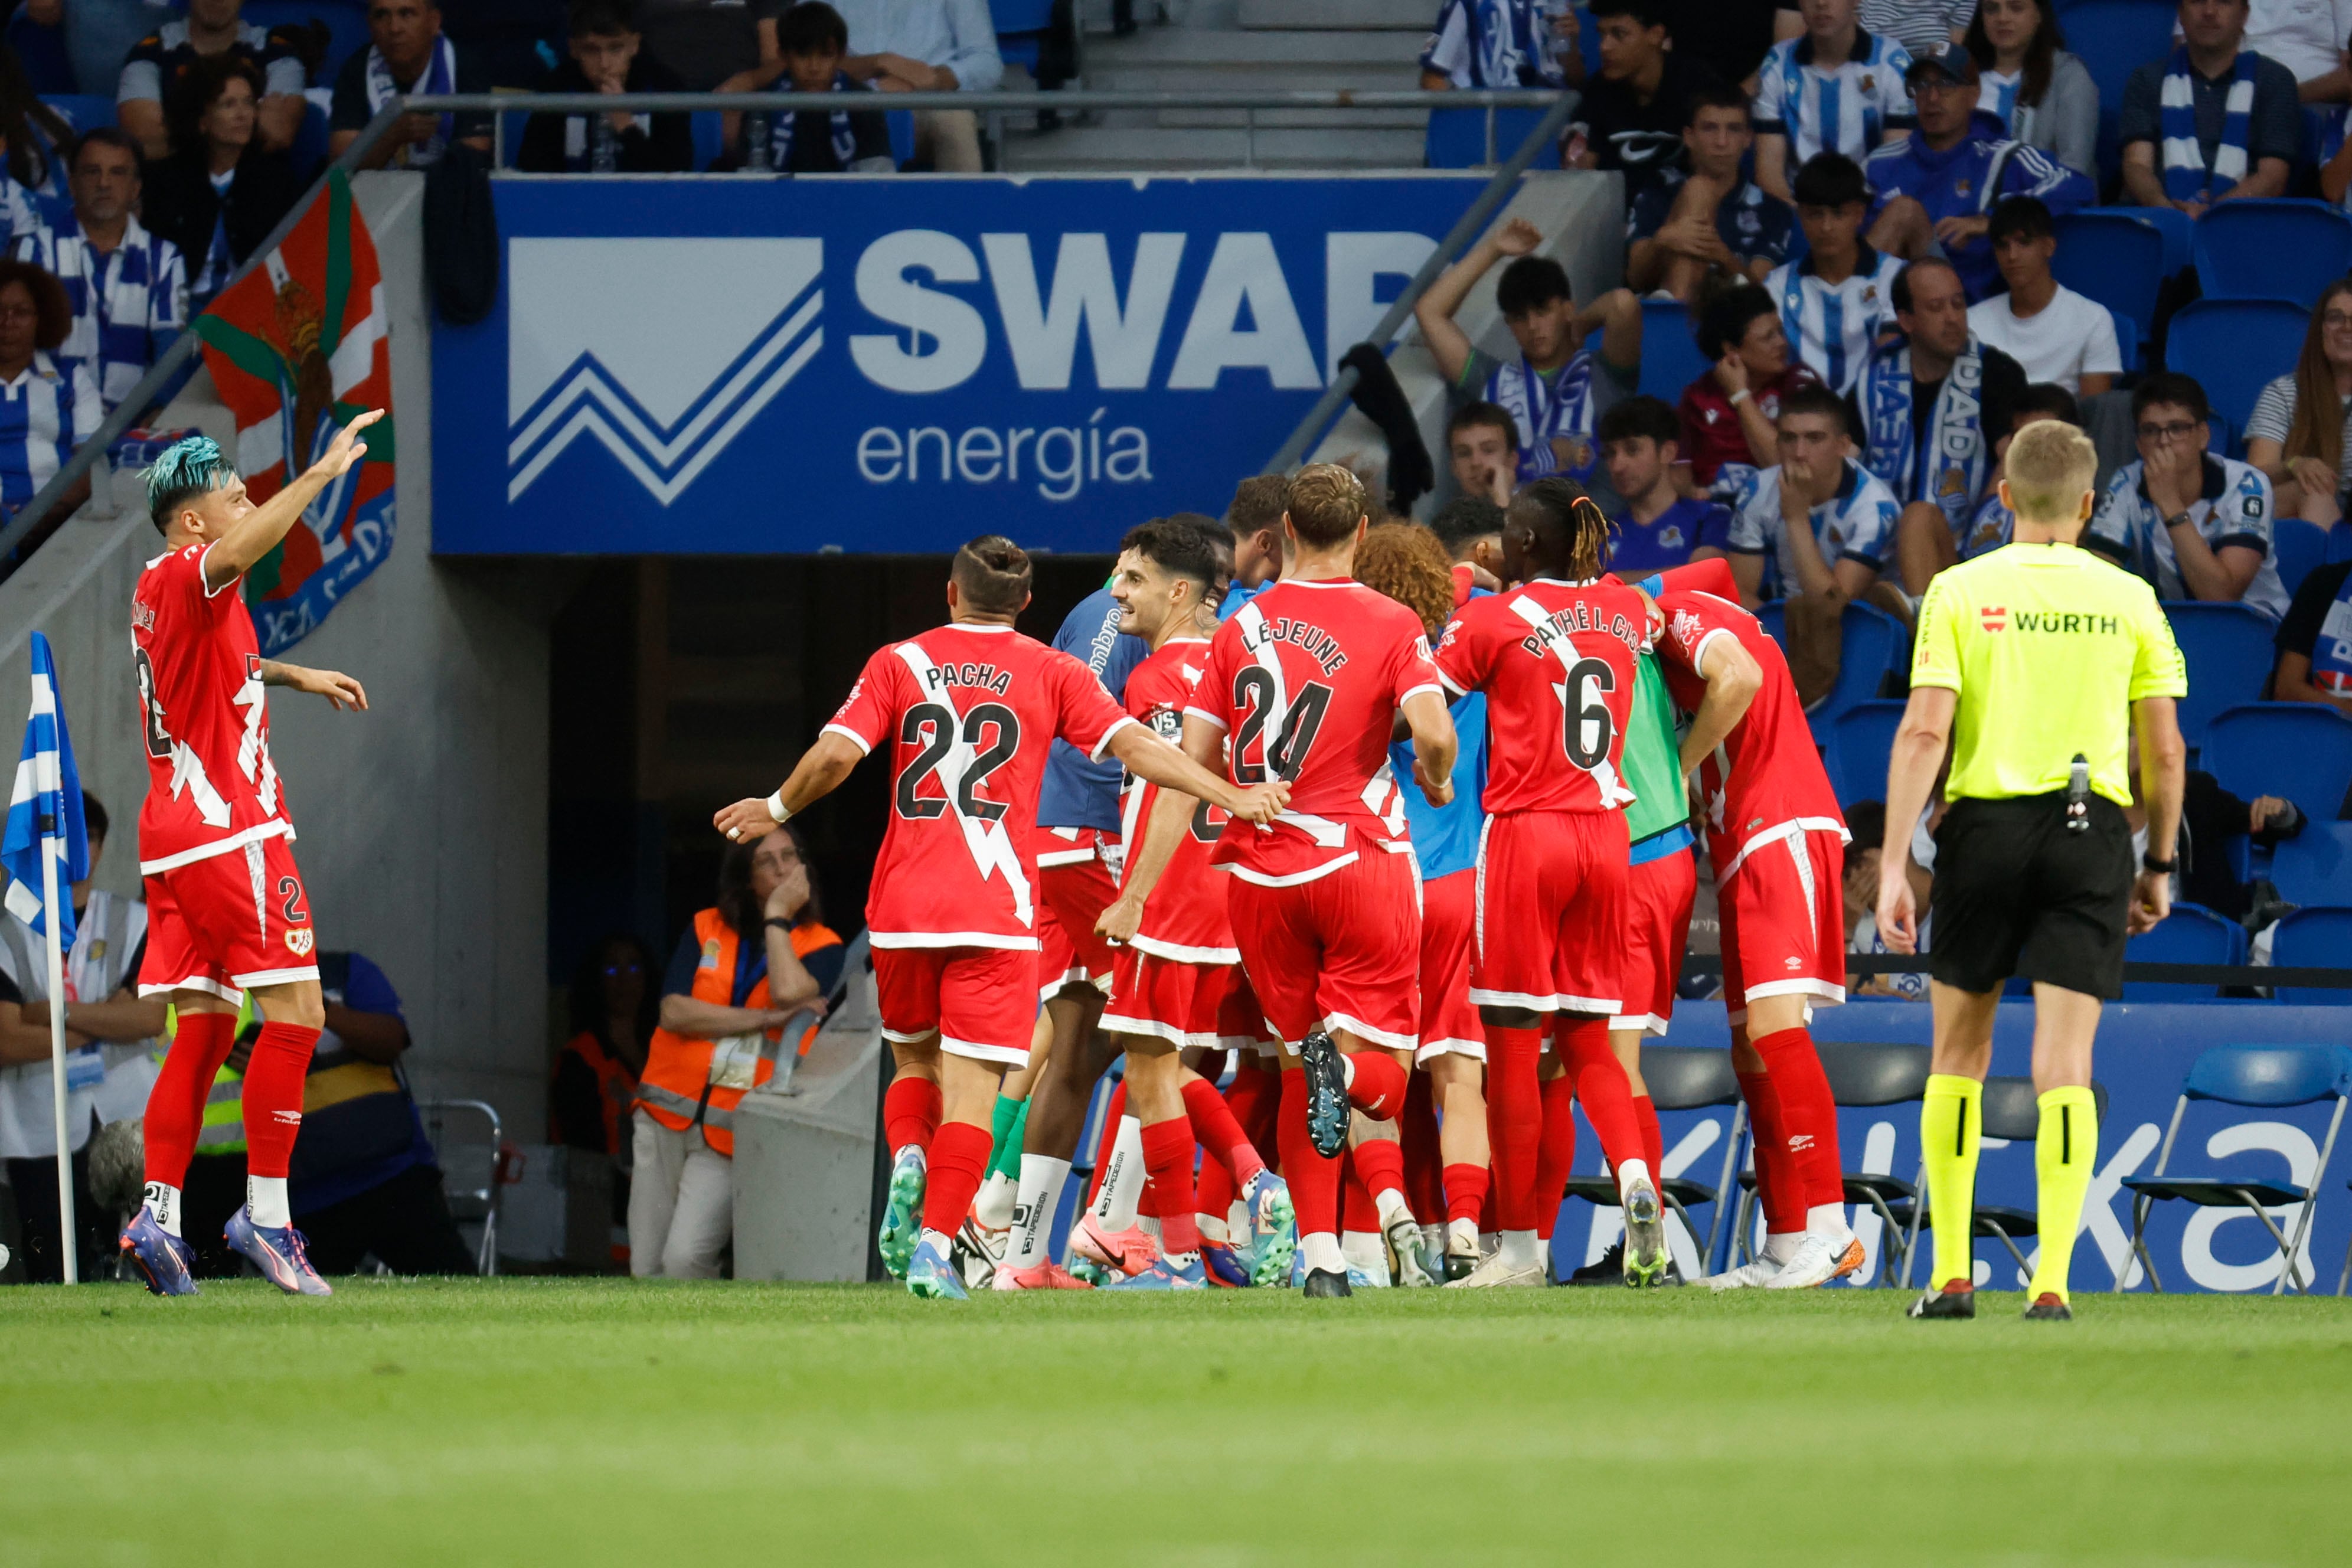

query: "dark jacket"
(518, 52), (697, 174)
(140, 146), (303, 287)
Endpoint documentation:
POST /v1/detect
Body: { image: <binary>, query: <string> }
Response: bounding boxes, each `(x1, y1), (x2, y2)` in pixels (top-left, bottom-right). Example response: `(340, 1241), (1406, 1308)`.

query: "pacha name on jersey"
(1237, 615), (1350, 676)
(914, 660), (1014, 696)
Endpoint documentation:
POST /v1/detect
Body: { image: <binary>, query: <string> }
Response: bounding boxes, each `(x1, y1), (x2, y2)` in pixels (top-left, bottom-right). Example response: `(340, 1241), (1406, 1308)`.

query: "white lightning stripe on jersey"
(894, 642), (1034, 928)
(1506, 593), (1633, 806)
(168, 740), (230, 827)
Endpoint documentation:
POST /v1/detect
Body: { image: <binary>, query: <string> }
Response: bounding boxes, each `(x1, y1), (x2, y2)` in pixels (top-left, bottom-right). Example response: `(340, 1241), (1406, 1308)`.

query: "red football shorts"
(1037, 834), (1120, 1001)
(1472, 809), (1630, 1015)
(1416, 866), (1482, 1063)
(1226, 847), (1420, 1052)
(1102, 950), (1270, 1053)
(1613, 844), (1698, 1036)
(1717, 825), (1848, 1023)
(873, 944), (1039, 1065)
(137, 833), (319, 1001)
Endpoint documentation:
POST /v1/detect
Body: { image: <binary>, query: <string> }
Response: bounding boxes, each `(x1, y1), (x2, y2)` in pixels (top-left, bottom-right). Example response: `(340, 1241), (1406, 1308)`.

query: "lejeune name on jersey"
(1236, 612), (1351, 674)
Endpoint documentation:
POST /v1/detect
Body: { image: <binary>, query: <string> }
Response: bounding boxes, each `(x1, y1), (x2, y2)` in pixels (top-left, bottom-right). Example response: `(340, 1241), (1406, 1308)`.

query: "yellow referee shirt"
(1910, 542), (2187, 807)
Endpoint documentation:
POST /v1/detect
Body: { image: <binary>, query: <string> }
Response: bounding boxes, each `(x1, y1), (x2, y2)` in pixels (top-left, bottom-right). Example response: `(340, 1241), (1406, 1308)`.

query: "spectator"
(328, 0), (495, 172)
(1848, 257), (2027, 594)
(1762, 152), (1905, 396)
(141, 54), (300, 315)
(1753, 0), (1917, 204)
(553, 933), (657, 1158)
(116, 0), (306, 163)
(520, 0), (696, 174)
(1429, 492), (1508, 599)
(2273, 544), (2352, 714)
(1445, 399), (1519, 508)
(1863, 44), (2092, 303)
(11, 129), (187, 415)
(2246, 277), (2352, 526)
(1626, 82), (1797, 302)
(1414, 216), (1642, 491)
(1671, 1), (1801, 94)
(718, 2), (894, 173)
(0, 792), (166, 1283)
(2119, 0), (2299, 216)
(1568, 0), (1719, 212)
(631, 827), (831, 1279)
(1419, 0), (1576, 90)
(1965, 196), (2121, 401)
(1679, 279), (1822, 497)
(816, 0), (1001, 174)
(2089, 372), (2292, 619)
(0, 257), (97, 527)
(1858, 0), (1974, 58)
(0, 43), (74, 212)
(270, 950), (477, 1275)
(2242, 0), (2352, 103)
(1952, 380), (2085, 558)
(1841, 798), (1930, 997)
(1727, 381), (1903, 603)
(1220, 472), (1288, 620)
(1598, 394), (1734, 573)
(1964, 0), (2099, 176)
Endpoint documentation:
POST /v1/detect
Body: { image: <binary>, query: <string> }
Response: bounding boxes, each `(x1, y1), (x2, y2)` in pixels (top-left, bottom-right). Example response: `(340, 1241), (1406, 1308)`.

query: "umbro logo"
(1788, 1134), (1815, 1151)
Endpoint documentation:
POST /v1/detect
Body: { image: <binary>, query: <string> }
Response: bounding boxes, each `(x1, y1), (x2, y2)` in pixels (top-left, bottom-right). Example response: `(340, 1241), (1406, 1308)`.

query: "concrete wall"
(0, 172), (558, 1138)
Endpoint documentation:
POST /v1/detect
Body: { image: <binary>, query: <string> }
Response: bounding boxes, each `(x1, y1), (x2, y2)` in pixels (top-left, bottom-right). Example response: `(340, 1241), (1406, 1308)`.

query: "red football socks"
(1750, 1027), (1844, 1209)
(1353, 1134), (1406, 1208)
(1084, 1080), (1129, 1205)
(1737, 1069), (1807, 1234)
(920, 1120), (992, 1234)
(1534, 1071), (1576, 1242)
(1139, 1118), (1200, 1254)
(1340, 1146), (1377, 1233)
(239, 1022), (321, 1180)
(1278, 1065), (1340, 1237)
(1181, 1076), (1264, 1183)
(1344, 1049), (1408, 1119)
(1482, 1024), (1543, 1230)
(883, 1074), (942, 1157)
(1634, 1094), (1664, 1178)
(142, 1010), (237, 1188)
(1554, 1015), (1644, 1177)
(1226, 1060), (1282, 1175)
(1402, 1072), (1444, 1221)
(1444, 1161), (1489, 1227)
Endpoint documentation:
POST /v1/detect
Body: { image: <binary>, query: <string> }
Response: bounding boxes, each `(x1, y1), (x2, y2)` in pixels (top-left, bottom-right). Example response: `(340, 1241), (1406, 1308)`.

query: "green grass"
(1, 1280), (2347, 1566)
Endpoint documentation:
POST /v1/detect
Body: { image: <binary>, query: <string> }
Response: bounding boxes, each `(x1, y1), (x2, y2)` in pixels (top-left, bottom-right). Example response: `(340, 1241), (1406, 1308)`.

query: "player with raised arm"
(1643, 555), (1864, 1291)
(1178, 465), (1457, 1299)
(115, 421), (384, 1297)
(713, 537), (1288, 1300)
(1432, 479), (1664, 1288)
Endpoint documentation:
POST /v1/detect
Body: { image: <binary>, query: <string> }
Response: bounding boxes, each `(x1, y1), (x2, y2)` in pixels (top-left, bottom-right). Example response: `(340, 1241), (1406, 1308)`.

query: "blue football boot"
(224, 1206), (332, 1296)
(905, 1232), (968, 1299)
(877, 1144), (927, 1281)
(119, 1206), (199, 1297)
(1105, 1253), (1207, 1291)
(1201, 1242), (1252, 1289)
(1240, 1170), (1297, 1288)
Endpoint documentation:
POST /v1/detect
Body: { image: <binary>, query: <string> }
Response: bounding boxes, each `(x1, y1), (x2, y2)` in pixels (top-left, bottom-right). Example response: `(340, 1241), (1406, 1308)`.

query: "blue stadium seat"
(992, 0), (1054, 74)
(2062, 5), (2181, 190)
(691, 110), (722, 171)
(243, 1), (371, 88)
(1812, 600), (1906, 741)
(1426, 106), (1551, 169)
(2201, 701), (2352, 815)
(1827, 698), (1905, 808)
(888, 109), (914, 168)
(2111, 310), (2141, 374)
(2163, 603), (2278, 749)
(2276, 518), (2333, 600)
(2193, 201), (2352, 307)
(2164, 298), (2312, 445)
(2270, 821), (2352, 907)
(2121, 1043), (2352, 1292)
(1638, 298), (1704, 403)
(2334, 522), (2352, 562)
(2052, 210), (2167, 345)
(37, 94), (115, 134)
(2272, 907), (2352, 1005)
(2122, 901), (2245, 1000)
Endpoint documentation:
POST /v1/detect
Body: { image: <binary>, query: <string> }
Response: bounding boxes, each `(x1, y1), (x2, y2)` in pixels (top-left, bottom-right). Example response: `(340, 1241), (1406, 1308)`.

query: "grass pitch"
(1, 1279), (2346, 1567)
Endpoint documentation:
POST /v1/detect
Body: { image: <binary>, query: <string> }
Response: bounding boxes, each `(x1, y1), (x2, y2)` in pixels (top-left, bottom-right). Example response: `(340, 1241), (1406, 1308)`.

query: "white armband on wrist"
(1728, 388), (1751, 407)
(765, 790), (790, 823)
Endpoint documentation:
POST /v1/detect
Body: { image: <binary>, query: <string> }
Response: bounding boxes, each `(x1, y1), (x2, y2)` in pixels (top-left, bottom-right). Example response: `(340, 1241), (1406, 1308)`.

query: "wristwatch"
(2142, 851), (2178, 874)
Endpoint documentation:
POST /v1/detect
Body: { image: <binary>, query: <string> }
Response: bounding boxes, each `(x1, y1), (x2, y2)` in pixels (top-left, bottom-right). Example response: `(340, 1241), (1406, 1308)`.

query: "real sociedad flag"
(2, 632), (90, 949)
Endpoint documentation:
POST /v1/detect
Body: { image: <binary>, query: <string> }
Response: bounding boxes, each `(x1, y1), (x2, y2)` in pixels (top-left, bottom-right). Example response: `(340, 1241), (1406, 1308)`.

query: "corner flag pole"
(38, 805), (74, 1283)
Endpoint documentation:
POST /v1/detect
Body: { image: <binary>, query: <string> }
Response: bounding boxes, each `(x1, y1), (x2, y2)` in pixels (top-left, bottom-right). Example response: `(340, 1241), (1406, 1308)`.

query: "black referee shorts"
(1929, 792), (2134, 1000)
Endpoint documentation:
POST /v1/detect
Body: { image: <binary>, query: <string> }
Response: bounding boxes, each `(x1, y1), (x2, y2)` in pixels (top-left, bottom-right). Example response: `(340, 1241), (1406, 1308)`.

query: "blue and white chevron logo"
(505, 237), (823, 505)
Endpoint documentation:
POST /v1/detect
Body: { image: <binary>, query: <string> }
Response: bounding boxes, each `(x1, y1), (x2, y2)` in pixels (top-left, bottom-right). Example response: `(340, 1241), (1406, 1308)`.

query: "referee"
(1876, 420), (2187, 1322)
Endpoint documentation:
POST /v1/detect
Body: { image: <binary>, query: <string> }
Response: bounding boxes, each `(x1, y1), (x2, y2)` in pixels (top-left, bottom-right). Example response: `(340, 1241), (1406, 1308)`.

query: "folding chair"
(1636, 298), (1706, 404)
(2271, 907), (2352, 1006)
(2162, 607), (2283, 750)
(417, 1099), (504, 1276)
(2275, 518), (2333, 601)
(1806, 601), (1909, 740)
(1732, 1041), (1933, 1286)
(2164, 299), (2313, 446)
(1886, 1078), (2110, 1289)
(2121, 901), (2244, 1001)
(2120, 1043), (2352, 1295)
(2191, 200), (2352, 309)
(1559, 1046), (1747, 1274)
(2269, 822), (2352, 907)
(2200, 702), (2352, 812)
(1827, 699), (1906, 808)
(2051, 209), (2166, 343)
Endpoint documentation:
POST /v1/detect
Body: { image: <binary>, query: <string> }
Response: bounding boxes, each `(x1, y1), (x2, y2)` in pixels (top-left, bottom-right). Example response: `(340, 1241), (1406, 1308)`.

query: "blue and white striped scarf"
(767, 71), (861, 171)
(1486, 351), (1596, 483)
(2161, 46), (2255, 203)
(1858, 334), (1987, 539)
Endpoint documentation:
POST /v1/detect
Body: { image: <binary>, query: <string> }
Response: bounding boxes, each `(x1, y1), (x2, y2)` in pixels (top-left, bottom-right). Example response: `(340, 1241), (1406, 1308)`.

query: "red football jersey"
(131, 543), (295, 874)
(1186, 577), (1443, 884)
(1653, 587), (1845, 878)
(824, 622), (1136, 950)
(1116, 637), (1236, 962)
(1433, 577), (1650, 814)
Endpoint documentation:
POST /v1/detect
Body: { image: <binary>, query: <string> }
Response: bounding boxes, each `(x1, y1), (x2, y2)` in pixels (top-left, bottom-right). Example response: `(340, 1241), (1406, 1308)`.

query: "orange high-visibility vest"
(633, 909), (836, 1157)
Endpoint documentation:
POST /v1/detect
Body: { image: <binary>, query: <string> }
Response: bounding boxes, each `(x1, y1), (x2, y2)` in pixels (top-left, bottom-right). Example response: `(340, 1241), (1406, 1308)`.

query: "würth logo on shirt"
(1979, 605), (2009, 632)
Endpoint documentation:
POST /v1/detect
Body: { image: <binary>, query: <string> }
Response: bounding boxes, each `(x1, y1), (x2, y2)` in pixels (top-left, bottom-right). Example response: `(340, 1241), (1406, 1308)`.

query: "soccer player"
(1644, 556), (1866, 1290)
(1431, 478), (1664, 1288)
(115, 419), (384, 1298)
(713, 537), (1286, 1300)
(1090, 521), (1297, 1291)
(1175, 465), (1458, 1299)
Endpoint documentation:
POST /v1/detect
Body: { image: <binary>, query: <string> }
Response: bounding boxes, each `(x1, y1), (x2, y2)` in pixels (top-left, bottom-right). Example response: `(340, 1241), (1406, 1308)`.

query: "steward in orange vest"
(633, 909), (839, 1157)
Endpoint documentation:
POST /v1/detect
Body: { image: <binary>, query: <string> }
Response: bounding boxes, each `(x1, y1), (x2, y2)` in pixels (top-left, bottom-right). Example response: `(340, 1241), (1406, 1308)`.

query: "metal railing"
(0, 87), (1570, 574)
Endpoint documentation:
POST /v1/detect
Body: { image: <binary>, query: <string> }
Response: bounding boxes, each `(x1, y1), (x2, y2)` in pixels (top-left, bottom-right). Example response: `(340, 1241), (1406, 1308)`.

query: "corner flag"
(2, 631), (90, 948)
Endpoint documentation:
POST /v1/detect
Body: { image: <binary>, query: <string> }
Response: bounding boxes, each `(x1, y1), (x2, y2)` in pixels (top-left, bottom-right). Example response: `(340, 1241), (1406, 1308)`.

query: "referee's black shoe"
(1299, 1029), (1350, 1158)
(1907, 1281), (1976, 1319)
(2023, 1292), (2073, 1321)
(1302, 1267), (1353, 1298)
